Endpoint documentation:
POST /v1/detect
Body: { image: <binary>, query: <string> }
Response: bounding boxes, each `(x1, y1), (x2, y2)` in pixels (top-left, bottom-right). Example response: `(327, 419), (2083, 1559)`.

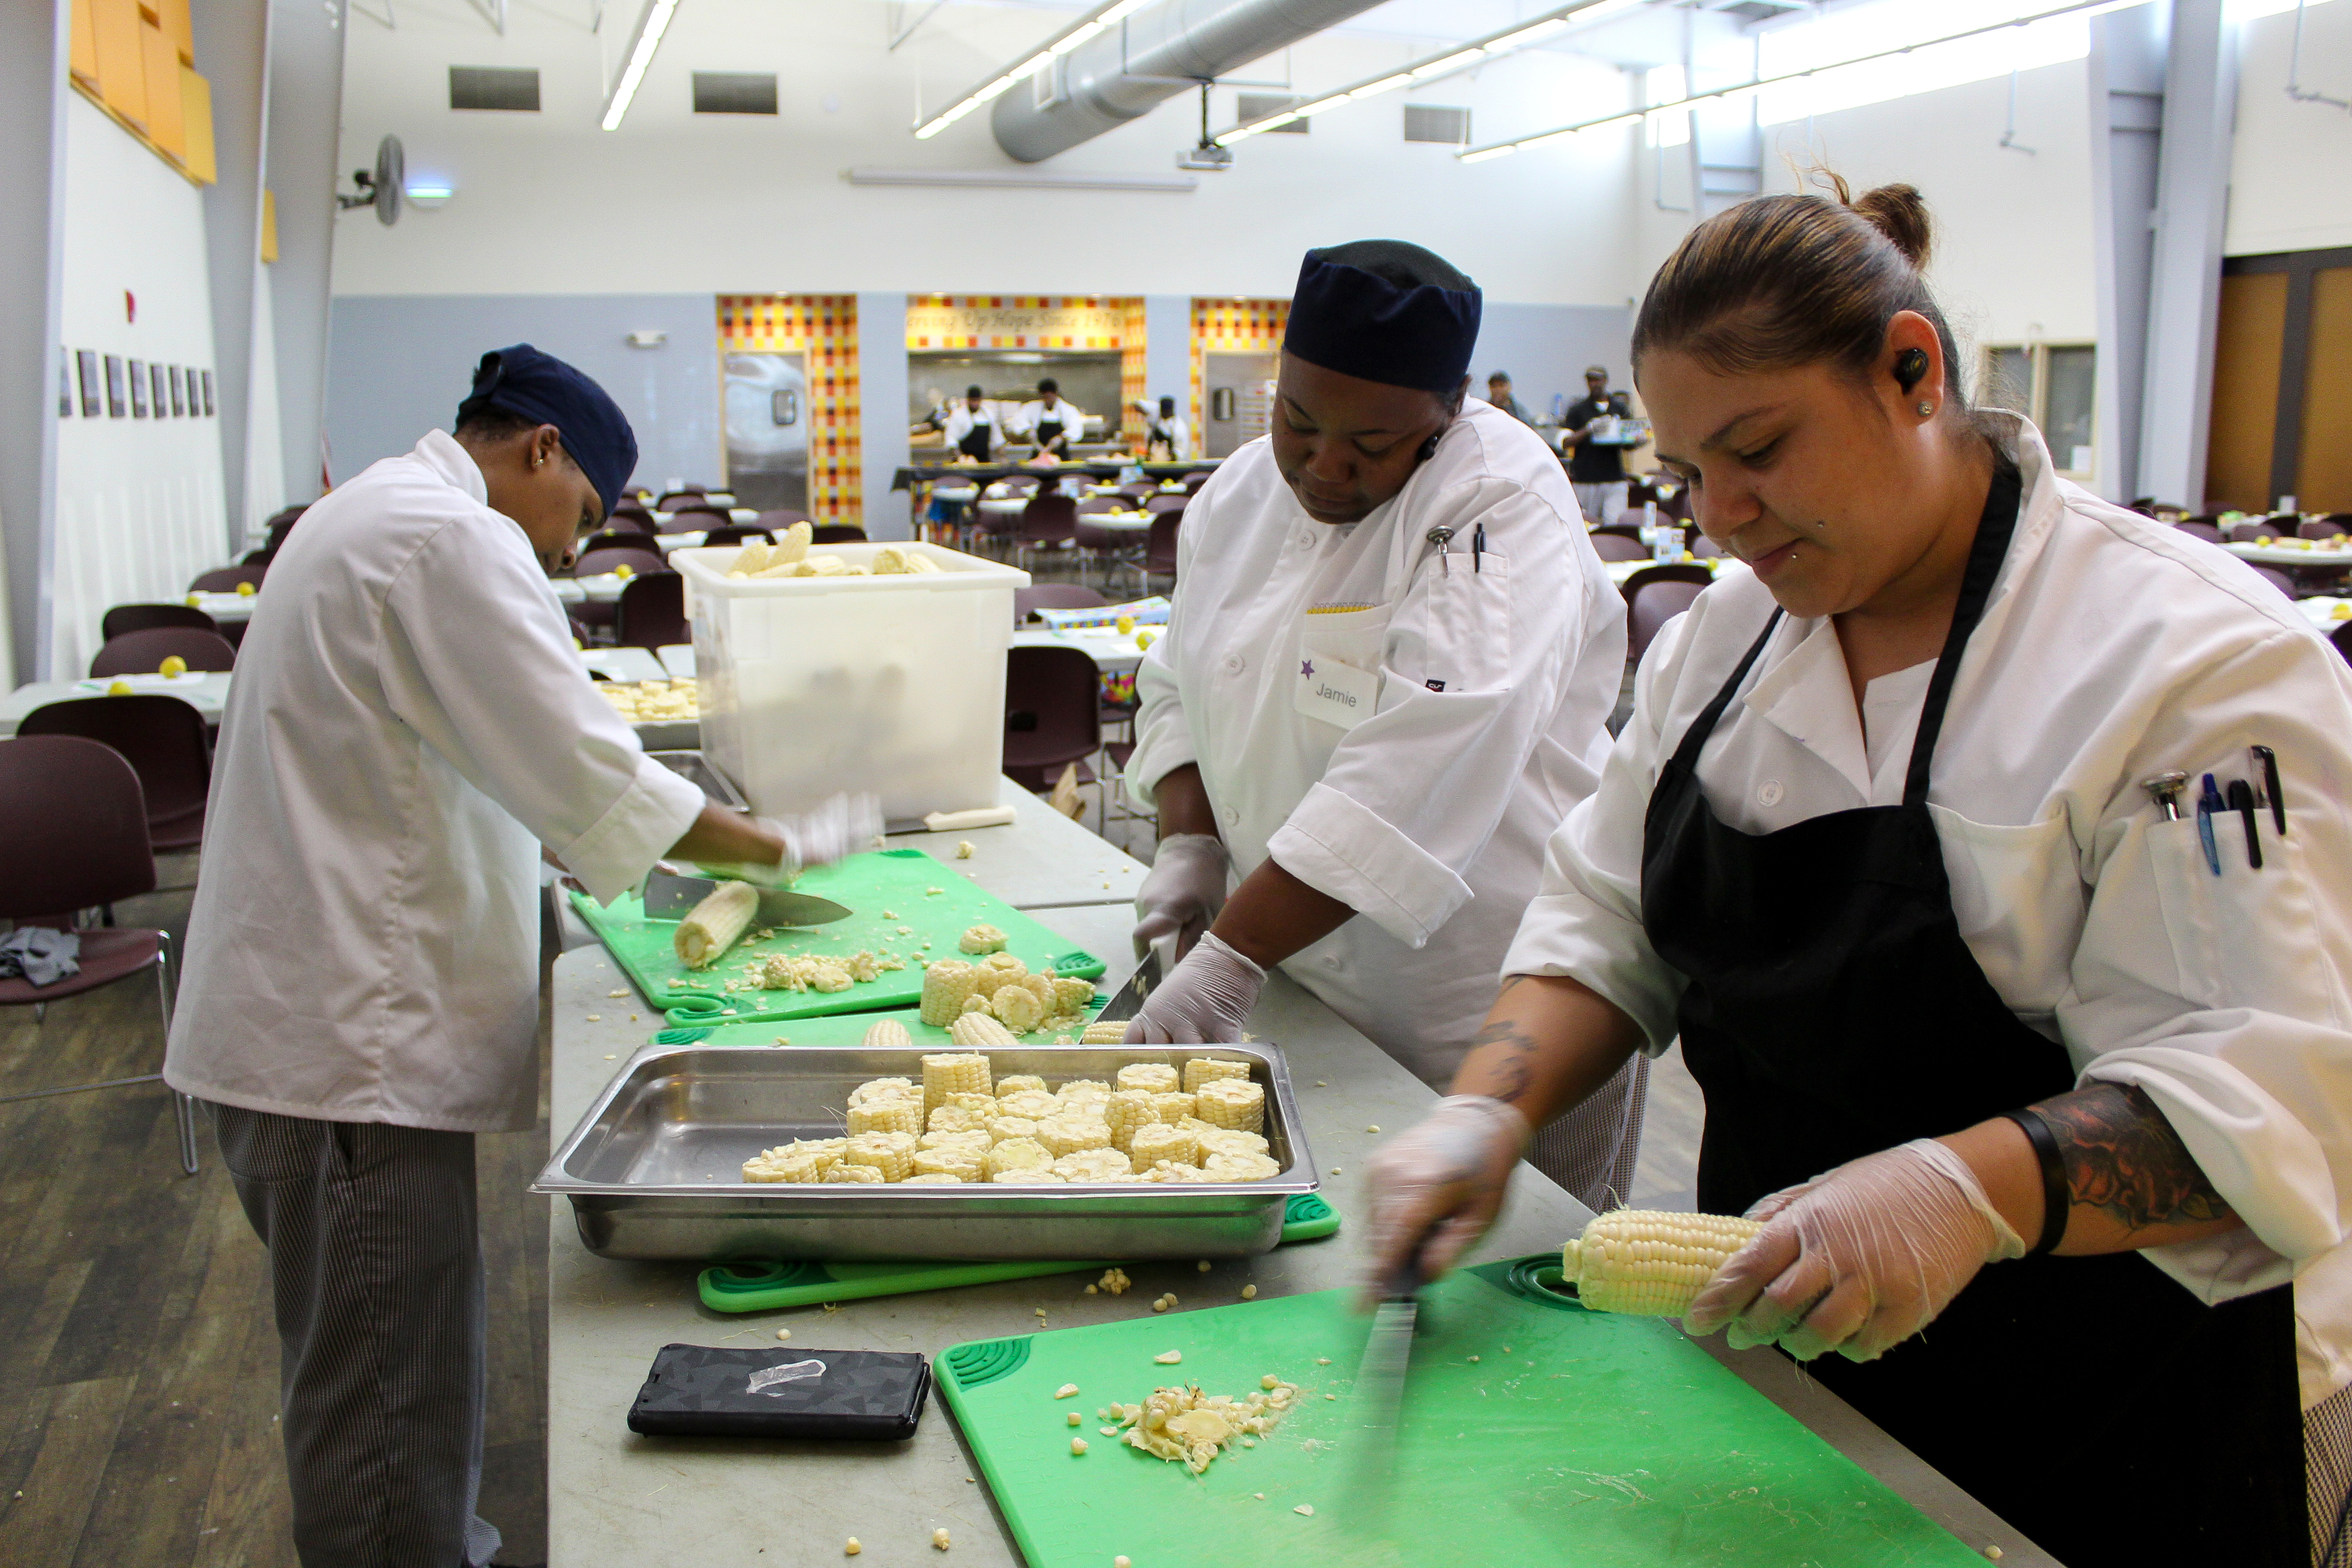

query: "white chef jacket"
(1145, 416), (1190, 458)
(1016, 399), (1086, 442)
(164, 431), (706, 1132)
(941, 405), (1002, 454)
(1125, 400), (1627, 1088)
(1504, 416), (2352, 1405)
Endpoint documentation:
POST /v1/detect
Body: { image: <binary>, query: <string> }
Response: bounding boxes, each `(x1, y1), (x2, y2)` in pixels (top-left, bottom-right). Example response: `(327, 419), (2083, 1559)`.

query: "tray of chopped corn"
(936, 1261), (1994, 1568)
(532, 1042), (1315, 1260)
(568, 847), (1107, 1026)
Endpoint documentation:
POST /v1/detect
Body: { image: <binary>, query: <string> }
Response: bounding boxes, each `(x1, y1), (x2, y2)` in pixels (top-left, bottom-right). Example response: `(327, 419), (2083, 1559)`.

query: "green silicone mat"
(696, 1194), (1342, 1312)
(569, 848), (1105, 1027)
(936, 1257), (1987, 1568)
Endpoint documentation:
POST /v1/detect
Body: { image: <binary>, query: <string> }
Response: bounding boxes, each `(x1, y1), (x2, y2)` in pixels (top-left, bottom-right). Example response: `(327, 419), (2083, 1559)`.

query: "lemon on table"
(158, 655), (187, 678)
(186, 592), (203, 607)
(1116, 615), (1136, 635)
(1135, 629), (1157, 652)
(614, 563), (636, 579)
(236, 580), (257, 596)
(108, 680), (132, 696)
(2332, 603), (2352, 621)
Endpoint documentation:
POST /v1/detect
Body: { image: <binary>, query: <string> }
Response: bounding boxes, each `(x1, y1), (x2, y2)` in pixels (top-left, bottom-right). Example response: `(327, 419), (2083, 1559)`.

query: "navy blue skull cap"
(456, 343), (637, 519)
(1282, 240), (1483, 393)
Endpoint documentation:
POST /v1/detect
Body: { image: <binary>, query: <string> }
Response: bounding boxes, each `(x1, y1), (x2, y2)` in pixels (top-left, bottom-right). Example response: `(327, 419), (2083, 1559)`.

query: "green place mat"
(936, 1259), (1988, 1568)
(570, 848), (1104, 1027)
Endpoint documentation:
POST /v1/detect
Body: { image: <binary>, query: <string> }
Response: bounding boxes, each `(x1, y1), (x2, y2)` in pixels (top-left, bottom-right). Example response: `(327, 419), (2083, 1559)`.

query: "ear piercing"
(1916, 402), (1936, 417)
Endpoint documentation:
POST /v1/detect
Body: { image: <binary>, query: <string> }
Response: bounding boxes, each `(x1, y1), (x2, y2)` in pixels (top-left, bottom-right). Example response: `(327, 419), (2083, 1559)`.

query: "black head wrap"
(1282, 240), (1482, 392)
(456, 344), (637, 519)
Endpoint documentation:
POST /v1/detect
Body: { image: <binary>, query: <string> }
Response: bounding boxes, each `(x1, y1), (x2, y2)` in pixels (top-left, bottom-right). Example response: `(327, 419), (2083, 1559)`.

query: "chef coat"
(1504, 415), (2352, 1406)
(1125, 399), (1627, 1087)
(1017, 398), (1085, 445)
(941, 405), (1001, 456)
(164, 431), (706, 1132)
(1145, 416), (1190, 460)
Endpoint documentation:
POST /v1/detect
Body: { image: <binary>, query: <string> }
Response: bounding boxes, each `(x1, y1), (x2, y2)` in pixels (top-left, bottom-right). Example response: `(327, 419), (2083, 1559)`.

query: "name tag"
(1294, 652), (1379, 731)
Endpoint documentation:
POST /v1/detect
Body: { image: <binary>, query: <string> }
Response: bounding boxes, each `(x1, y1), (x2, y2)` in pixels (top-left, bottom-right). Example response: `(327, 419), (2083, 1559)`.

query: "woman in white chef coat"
(1123, 240), (1644, 1207)
(942, 384), (1004, 463)
(1365, 183), (2352, 1567)
(164, 345), (872, 1568)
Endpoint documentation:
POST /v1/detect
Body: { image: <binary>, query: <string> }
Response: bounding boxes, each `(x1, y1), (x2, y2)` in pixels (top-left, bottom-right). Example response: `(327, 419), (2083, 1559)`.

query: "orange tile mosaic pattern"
(1119, 298), (1150, 443)
(904, 295), (1132, 350)
(717, 294), (861, 523)
(1189, 298), (1290, 454)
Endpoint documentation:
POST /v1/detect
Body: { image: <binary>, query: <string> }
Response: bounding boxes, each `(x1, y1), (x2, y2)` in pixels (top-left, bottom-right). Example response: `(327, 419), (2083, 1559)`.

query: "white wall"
(54, 93), (229, 680)
(2227, 0), (2352, 255)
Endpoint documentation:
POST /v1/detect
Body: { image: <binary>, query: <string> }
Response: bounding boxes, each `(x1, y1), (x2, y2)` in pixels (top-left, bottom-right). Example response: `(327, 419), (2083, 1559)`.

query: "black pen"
(2196, 774), (2223, 876)
(2225, 778), (2264, 870)
(1473, 522), (1486, 574)
(2251, 745), (2286, 834)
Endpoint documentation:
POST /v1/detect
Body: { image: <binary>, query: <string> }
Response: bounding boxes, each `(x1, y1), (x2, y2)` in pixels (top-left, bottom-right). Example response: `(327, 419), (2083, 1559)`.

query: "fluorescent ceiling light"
(1349, 72), (1415, 98)
(846, 166), (1199, 191)
(1460, 144), (1519, 163)
(913, 0), (1160, 139)
(600, 0), (679, 132)
(1411, 48), (1487, 78)
(1486, 17), (1570, 50)
(1290, 93), (1353, 117)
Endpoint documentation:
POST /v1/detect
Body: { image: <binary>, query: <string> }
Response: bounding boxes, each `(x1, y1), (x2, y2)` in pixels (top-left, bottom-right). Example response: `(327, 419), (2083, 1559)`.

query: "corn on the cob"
(995, 1089), (1059, 1122)
(901, 1172), (964, 1184)
(959, 924), (1009, 955)
(1201, 1151), (1282, 1183)
(1559, 1209), (1765, 1317)
(1051, 1148), (1133, 1183)
(918, 1128), (990, 1154)
(822, 1163), (885, 1183)
(861, 1019), (912, 1051)
(730, 539), (773, 577)
(743, 1152), (825, 1183)
(1054, 1079), (1111, 1106)
(1052, 978), (1095, 1014)
(773, 519), (813, 564)
(1035, 1114), (1113, 1158)
(921, 1051), (992, 1112)
(995, 1169), (1065, 1183)
(981, 1137), (1053, 1180)
(996, 1074), (1047, 1096)
(848, 1077), (916, 1109)
(846, 1099), (920, 1137)
(1192, 1127), (1269, 1162)
(1192, 1080), (1264, 1133)
(947, 1013), (1016, 1049)
(673, 880), (758, 969)
(843, 1131), (916, 1182)
(1182, 1058), (1252, 1094)
(1102, 1091), (1157, 1152)
(1148, 1092), (1196, 1125)
(1127, 1123), (1198, 1173)
(926, 1103), (987, 1135)
(913, 1146), (985, 1182)
(992, 985), (1045, 1033)
(1116, 1063), (1180, 1095)
(985, 1115), (1038, 1145)
(1080, 1021), (1130, 1045)
(920, 961), (980, 1026)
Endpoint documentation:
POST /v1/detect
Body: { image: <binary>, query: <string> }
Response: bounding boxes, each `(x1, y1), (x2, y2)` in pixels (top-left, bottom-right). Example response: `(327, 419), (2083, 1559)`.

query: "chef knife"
(1348, 1253), (1426, 1505)
(641, 868), (853, 928)
(1092, 949), (1163, 1025)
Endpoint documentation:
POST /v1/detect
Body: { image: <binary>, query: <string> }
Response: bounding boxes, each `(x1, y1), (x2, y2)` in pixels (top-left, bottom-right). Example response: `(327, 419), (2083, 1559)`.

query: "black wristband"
(2002, 1107), (2069, 1257)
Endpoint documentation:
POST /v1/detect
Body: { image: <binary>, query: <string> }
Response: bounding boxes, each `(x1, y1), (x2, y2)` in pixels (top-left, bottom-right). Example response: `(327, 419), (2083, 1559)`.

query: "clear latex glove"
(1131, 833), (1230, 964)
(1684, 1137), (2028, 1363)
(696, 793), (882, 887)
(1122, 931), (1264, 1045)
(1358, 1095), (1531, 1303)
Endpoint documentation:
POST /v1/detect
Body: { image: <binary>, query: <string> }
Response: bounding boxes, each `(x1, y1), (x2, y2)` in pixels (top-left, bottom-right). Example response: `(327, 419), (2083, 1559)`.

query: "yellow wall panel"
(179, 67), (215, 184)
(2205, 272), (2286, 512)
(71, 0), (101, 88)
(2296, 268), (2352, 514)
(162, 0), (192, 63)
(262, 189), (279, 263)
(140, 19), (185, 162)
(93, 0), (148, 128)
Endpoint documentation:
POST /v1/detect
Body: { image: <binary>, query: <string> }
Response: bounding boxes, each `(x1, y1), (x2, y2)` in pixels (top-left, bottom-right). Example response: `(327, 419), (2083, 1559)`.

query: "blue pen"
(2196, 773), (2224, 875)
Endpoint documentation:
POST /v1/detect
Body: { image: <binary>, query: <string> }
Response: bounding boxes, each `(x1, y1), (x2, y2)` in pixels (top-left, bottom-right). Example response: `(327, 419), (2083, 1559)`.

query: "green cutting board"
(569, 848), (1105, 1026)
(937, 1257), (1988, 1568)
(644, 1002), (1107, 1052)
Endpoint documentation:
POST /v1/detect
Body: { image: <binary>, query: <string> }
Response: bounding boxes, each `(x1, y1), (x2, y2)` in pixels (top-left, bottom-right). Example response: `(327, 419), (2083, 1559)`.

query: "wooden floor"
(0, 851), (552, 1568)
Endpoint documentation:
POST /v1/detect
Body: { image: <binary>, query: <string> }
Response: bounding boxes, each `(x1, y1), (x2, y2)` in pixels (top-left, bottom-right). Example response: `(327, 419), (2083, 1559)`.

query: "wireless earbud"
(1894, 347), (1930, 394)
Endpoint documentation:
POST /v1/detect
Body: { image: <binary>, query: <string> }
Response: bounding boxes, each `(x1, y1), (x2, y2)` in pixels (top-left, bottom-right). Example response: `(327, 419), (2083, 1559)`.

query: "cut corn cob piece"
(1127, 1123), (1199, 1173)
(822, 1163), (885, 1183)
(901, 1172), (964, 1185)
(848, 1077), (917, 1109)
(959, 924), (1009, 955)
(947, 1014), (1016, 1049)
(1079, 1021), (1129, 1045)
(731, 539), (773, 576)
(1560, 1209), (1766, 1317)
(984, 1116), (1038, 1144)
(1201, 1151), (1281, 1183)
(843, 1131), (917, 1182)
(1102, 1091), (1156, 1152)
(981, 1137), (1052, 1180)
(1052, 1148), (1134, 1183)
(1193, 1080), (1264, 1133)
(846, 1099), (920, 1137)
(1115, 1063), (1180, 1095)
(913, 1146), (985, 1182)
(1054, 1079), (1111, 1106)
(774, 519), (812, 564)
(996, 1074), (1047, 1096)
(1035, 1115), (1113, 1158)
(673, 881), (758, 969)
(1182, 1058), (1252, 1095)
(995, 1089), (1059, 1121)
(926, 1104), (987, 1136)
(1193, 1127), (1270, 1161)
(1052, 978), (1095, 1014)
(743, 1152), (824, 1183)
(861, 1018), (912, 1050)
(1148, 1092), (1196, 1126)
(922, 1051), (992, 1111)
(917, 1129), (990, 1154)
(919, 961), (980, 1026)
(995, 1169), (1065, 1183)
(991, 985), (1044, 1033)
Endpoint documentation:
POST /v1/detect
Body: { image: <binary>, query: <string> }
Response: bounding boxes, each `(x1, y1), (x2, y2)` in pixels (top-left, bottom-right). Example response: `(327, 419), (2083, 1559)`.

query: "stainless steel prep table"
(544, 897), (2055, 1565)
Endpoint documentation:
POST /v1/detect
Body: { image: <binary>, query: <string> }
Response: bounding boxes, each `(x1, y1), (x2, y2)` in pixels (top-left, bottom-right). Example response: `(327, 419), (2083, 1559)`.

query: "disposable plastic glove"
(1684, 1137), (2028, 1363)
(1131, 833), (1230, 965)
(1122, 931), (1264, 1045)
(1358, 1095), (1532, 1302)
(697, 793), (883, 887)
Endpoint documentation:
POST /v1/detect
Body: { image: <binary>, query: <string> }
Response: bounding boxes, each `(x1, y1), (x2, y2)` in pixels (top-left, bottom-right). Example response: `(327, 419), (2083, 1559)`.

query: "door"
(1203, 352), (1277, 459)
(724, 352), (808, 512)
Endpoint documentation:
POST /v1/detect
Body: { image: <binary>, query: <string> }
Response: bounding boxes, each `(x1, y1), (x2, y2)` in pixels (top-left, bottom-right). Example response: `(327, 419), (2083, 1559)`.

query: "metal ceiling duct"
(992, 0), (1389, 163)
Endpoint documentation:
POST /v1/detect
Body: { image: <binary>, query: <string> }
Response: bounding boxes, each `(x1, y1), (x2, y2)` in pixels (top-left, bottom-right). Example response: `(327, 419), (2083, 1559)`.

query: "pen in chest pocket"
(2196, 774), (2224, 876)
(2225, 778), (2264, 870)
(2251, 745), (2286, 834)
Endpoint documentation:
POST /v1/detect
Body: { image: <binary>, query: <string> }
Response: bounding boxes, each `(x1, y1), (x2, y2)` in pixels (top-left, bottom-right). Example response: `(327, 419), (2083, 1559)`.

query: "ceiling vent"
(693, 72), (779, 115)
(449, 66), (540, 112)
(1403, 104), (1471, 145)
(1237, 93), (1310, 133)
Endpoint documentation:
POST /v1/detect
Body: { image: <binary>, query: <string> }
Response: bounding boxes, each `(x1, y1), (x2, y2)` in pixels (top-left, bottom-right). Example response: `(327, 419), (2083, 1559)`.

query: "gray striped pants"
(1528, 1051), (1650, 1213)
(210, 1102), (502, 1568)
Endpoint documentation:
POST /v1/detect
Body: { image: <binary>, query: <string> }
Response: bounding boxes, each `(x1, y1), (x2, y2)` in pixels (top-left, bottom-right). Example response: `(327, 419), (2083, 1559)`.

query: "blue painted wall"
(1470, 302), (1634, 421)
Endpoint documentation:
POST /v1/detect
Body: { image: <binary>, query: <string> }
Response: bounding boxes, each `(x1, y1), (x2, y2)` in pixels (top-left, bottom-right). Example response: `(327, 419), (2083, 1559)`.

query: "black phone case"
(627, 1345), (931, 1440)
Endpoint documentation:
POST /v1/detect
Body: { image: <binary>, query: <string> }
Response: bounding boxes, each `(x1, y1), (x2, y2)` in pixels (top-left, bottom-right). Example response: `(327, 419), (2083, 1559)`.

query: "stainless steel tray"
(534, 1044), (1318, 1262)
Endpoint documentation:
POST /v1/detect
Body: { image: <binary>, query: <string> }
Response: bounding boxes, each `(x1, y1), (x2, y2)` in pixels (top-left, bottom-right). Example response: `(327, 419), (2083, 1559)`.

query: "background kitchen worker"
(164, 344), (876, 1568)
(1485, 370), (1535, 425)
(1018, 377), (1085, 458)
(1122, 240), (1642, 1207)
(942, 384), (1002, 462)
(1362, 182), (2352, 1568)
(1139, 394), (1189, 461)
(1561, 364), (1632, 524)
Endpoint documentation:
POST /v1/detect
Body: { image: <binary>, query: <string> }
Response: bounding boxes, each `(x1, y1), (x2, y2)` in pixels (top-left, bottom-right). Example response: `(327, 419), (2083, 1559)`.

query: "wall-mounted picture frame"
(105, 354), (125, 417)
(78, 351), (100, 418)
(151, 362), (169, 418)
(169, 365), (185, 417)
(201, 369), (214, 416)
(128, 358), (148, 417)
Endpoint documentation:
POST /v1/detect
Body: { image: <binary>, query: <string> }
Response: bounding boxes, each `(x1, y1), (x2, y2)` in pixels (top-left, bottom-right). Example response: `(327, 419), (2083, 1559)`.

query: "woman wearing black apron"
(942, 384), (1000, 463)
(1365, 180), (2352, 1567)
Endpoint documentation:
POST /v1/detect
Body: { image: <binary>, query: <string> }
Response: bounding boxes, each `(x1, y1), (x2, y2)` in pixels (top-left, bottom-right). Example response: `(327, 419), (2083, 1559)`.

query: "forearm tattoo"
(1473, 981), (1539, 1105)
(2031, 1083), (2234, 1235)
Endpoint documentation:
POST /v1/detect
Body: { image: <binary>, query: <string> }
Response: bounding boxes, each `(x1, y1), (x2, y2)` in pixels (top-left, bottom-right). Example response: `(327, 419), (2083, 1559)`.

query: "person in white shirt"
(1363, 183), (2351, 1566)
(1137, 395), (1190, 461)
(941, 385), (1002, 463)
(166, 344), (873, 1568)
(1017, 378), (1086, 458)
(1122, 241), (1642, 1208)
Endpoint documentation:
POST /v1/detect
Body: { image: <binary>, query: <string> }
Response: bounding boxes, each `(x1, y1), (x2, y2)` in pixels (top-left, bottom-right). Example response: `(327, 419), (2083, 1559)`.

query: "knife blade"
(1348, 1254), (1425, 1504)
(1093, 950), (1163, 1025)
(641, 869), (853, 928)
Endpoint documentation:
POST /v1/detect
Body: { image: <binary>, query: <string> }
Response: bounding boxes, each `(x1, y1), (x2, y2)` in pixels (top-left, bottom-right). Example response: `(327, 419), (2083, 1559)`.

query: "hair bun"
(1850, 182), (1933, 269)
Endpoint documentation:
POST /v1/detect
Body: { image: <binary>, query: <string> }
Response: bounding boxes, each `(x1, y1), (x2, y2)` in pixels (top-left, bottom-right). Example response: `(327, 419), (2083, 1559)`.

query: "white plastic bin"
(674, 541), (1030, 822)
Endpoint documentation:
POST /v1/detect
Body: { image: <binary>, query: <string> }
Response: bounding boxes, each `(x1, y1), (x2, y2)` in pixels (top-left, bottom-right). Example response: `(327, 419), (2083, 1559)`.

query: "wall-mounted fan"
(337, 135), (405, 226)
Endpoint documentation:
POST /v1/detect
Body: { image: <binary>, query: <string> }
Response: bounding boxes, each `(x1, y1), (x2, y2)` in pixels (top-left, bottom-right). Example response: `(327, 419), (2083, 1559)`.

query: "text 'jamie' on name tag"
(1294, 652), (1379, 731)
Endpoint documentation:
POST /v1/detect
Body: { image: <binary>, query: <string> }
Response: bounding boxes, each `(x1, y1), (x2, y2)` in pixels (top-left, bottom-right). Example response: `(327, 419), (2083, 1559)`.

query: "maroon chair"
(102, 603), (219, 642)
(189, 565), (266, 594)
(758, 509), (813, 532)
(665, 503), (734, 527)
(1588, 533), (1650, 563)
(1015, 585), (1108, 626)
(573, 545), (670, 579)
(1619, 563), (1715, 602)
(1076, 496), (1125, 515)
(698, 525), (774, 549)
(615, 572), (690, 650)
(2333, 622), (2352, 666)
(1142, 511), (1183, 592)
(19, 695), (213, 851)
(1627, 578), (1706, 666)
(1073, 515), (1132, 592)
(1611, 509), (1658, 533)
(606, 505), (660, 536)
(2175, 520), (2225, 544)
(2230, 520), (2281, 543)
(0, 735), (198, 1174)
(90, 627), (236, 678)
(812, 524), (867, 544)
(1144, 494), (1189, 516)
(2300, 518), (2349, 540)
(1016, 492), (1079, 569)
(578, 529), (656, 559)
(1183, 471), (1212, 494)
(1117, 484), (1157, 505)
(2249, 564), (2298, 598)
(1002, 645), (1102, 794)
(1689, 532), (1728, 559)
(654, 490), (706, 510)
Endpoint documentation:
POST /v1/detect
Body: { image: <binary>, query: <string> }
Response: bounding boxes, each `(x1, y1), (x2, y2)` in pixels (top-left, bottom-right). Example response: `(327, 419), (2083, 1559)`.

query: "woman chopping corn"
(1364, 183), (2352, 1568)
(1121, 240), (1642, 1208)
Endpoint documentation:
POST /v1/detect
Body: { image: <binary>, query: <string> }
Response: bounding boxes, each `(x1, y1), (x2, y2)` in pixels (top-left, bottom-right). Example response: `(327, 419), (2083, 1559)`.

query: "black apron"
(956, 416), (995, 462)
(1034, 412), (1066, 452)
(1639, 463), (2303, 1567)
